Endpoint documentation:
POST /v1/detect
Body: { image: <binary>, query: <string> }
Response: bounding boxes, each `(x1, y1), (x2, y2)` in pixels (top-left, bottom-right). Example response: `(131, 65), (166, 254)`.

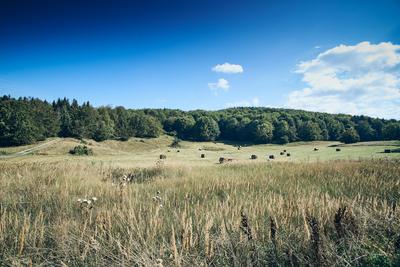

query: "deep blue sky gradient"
(1, 0), (399, 110)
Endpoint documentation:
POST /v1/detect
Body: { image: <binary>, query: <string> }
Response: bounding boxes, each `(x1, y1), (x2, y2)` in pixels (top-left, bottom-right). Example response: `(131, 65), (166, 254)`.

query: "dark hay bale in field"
(286, 153), (291, 157)
(283, 149), (287, 152)
(251, 154), (257, 159)
(269, 155), (275, 159)
(219, 157), (233, 164)
(384, 149), (391, 153)
(201, 154), (205, 158)
(280, 152), (284, 155)
(314, 148), (319, 151)
(177, 150), (180, 153)
(159, 154), (166, 159)
(336, 148), (341, 152)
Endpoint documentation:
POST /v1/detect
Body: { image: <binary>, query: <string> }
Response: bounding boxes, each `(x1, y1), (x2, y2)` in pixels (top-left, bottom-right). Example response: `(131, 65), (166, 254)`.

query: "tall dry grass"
(1, 159), (400, 266)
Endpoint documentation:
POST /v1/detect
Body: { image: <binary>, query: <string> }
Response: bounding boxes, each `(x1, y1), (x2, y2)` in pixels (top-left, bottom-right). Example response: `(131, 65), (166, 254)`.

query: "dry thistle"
(240, 209), (253, 241)
(334, 206), (358, 238)
(334, 206), (347, 239)
(270, 216), (277, 247)
(306, 214), (322, 266)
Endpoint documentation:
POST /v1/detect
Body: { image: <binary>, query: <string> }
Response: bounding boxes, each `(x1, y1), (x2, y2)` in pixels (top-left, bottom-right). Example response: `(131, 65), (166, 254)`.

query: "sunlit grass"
(1, 158), (400, 266)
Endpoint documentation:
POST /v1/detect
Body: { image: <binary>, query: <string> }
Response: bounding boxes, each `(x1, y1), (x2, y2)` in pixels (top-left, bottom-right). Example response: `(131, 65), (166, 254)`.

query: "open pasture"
(1, 136), (399, 167)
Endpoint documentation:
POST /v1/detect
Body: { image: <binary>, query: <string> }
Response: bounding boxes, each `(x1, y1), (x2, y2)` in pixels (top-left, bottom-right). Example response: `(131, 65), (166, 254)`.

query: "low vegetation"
(1, 158), (400, 266)
(69, 145), (93, 155)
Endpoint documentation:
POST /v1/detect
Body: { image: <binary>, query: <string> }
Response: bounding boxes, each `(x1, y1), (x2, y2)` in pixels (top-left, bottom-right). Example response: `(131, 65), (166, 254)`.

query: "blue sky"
(1, 0), (400, 118)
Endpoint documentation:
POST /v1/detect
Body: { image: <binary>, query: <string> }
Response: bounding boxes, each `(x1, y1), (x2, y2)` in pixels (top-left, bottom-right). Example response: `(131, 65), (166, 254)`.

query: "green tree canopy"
(340, 127), (360, 144)
(298, 121), (322, 141)
(248, 120), (274, 143)
(193, 116), (220, 141)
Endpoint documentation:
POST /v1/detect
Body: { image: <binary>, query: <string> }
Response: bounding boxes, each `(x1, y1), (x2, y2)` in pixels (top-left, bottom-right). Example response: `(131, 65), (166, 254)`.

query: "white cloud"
(287, 41), (400, 119)
(208, 78), (230, 91)
(226, 97), (260, 108)
(212, 62), (244, 74)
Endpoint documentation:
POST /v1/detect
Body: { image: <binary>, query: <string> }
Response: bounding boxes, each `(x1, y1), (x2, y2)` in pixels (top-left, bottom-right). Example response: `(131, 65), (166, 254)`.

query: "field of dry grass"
(1, 152), (400, 266)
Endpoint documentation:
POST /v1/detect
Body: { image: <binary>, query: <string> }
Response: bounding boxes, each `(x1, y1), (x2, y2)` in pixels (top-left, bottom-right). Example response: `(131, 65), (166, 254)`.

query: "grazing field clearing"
(1, 138), (400, 266)
(0, 136), (399, 166)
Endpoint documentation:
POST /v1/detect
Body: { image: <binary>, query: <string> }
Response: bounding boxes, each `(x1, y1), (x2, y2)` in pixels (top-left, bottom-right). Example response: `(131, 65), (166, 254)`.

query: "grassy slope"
(0, 136), (399, 166)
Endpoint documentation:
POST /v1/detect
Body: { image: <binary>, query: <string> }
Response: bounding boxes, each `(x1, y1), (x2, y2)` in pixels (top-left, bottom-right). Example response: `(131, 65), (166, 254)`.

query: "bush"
(69, 145), (93, 155)
(170, 137), (181, 148)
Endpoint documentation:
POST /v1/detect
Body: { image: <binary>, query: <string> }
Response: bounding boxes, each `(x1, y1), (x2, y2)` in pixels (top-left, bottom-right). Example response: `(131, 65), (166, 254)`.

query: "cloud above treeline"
(212, 62), (244, 74)
(225, 97), (260, 108)
(287, 41), (400, 119)
(208, 78), (230, 91)
(208, 62), (243, 94)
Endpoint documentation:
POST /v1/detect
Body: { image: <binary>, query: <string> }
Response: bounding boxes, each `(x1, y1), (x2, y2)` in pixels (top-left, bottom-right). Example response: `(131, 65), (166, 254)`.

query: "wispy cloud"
(212, 62), (244, 74)
(226, 97), (260, 107)
(287, 41), (400, 119)
(208, 78), (230, 91)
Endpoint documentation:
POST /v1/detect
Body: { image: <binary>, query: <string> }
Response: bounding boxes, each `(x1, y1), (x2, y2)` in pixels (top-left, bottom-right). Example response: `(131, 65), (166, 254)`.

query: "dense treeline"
(0, 95), (399, 146)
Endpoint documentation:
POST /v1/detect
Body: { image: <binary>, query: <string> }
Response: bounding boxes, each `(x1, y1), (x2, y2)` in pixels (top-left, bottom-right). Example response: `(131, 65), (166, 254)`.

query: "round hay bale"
(177, 150), (180, 153)
(219, 157), (225, 164)
(269, 155), (275, 159)
(336, 148), (341, 152)
(201, 154), (205, 158)
(159, 154), (166, 159)
(314, 148), (319, 151)
(280, 152), (284, 155)
(283, 149), (287, 152)
(286, 153), (291, 157)
(384, 149), (391, 153)
(251, 154), (257, 159)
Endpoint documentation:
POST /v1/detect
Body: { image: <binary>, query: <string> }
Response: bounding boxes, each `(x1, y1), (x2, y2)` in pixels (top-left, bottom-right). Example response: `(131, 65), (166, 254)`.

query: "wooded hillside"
(1, 95), (399, 146)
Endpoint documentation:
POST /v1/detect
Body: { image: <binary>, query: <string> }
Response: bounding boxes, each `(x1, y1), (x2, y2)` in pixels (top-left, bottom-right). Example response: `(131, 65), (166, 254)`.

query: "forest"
(0, 95), (399, 146)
